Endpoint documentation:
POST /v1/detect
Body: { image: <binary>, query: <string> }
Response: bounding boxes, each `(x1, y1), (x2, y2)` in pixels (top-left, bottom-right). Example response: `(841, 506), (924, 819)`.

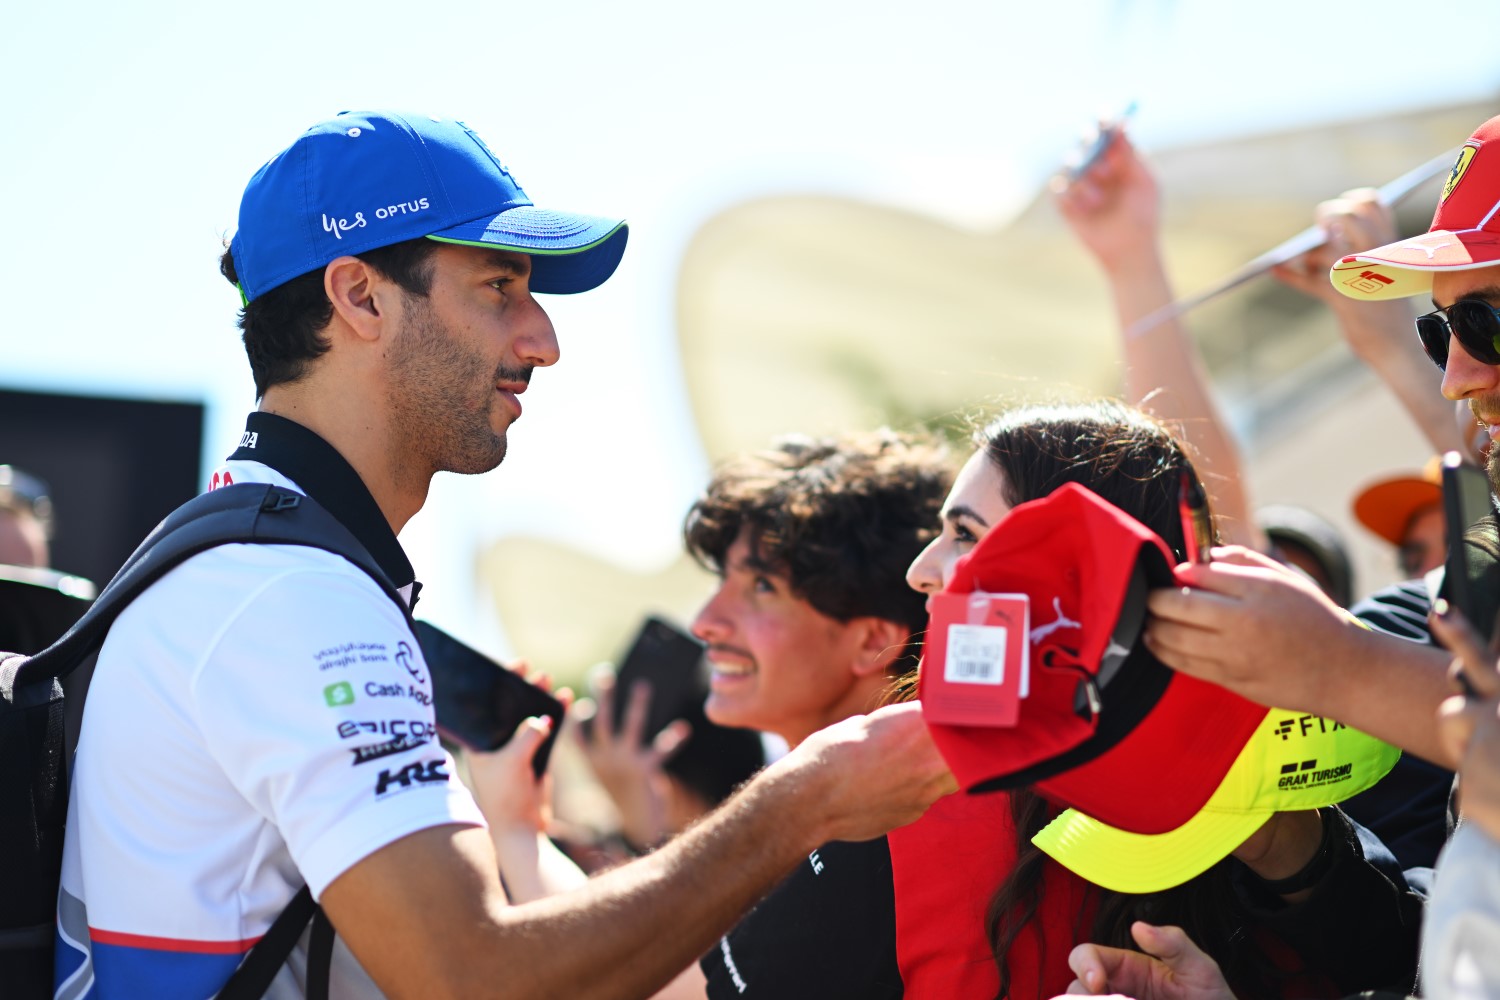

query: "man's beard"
(387, 296), (532, 477)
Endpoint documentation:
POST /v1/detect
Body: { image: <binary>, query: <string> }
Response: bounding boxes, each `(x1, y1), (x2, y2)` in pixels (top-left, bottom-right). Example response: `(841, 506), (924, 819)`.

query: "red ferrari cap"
(1332, 115), (1500, 301)
(920, 482), (1269, 835)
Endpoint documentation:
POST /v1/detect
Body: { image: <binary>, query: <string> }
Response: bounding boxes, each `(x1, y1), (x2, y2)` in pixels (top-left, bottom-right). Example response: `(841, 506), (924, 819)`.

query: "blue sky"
(5, 0), (1499, 643)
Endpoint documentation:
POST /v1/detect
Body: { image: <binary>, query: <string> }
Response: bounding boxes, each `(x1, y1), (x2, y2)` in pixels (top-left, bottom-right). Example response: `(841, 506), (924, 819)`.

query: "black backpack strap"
(307, 907), (336, 1000)
(15, 483), (410, 691)
(215, 886), (316, 1000)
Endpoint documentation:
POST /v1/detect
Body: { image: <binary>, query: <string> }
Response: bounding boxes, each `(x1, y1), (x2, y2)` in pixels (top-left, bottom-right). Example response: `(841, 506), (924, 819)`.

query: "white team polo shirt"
(54, 458), (485, 999)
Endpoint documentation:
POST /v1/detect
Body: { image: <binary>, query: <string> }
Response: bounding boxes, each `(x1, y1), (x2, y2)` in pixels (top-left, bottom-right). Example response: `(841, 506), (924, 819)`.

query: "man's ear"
(850, 617), (914, 678)
(324, 255), (391, 343)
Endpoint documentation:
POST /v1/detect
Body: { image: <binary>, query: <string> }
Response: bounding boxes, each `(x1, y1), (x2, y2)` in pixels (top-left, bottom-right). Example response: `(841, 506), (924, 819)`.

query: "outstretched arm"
(322, 702), (955, 1000)
(1053, 128), (1263, 550)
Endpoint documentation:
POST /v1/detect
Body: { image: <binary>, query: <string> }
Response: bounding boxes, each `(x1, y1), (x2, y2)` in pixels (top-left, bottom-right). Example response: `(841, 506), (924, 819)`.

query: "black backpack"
(1, 482), (412, 999)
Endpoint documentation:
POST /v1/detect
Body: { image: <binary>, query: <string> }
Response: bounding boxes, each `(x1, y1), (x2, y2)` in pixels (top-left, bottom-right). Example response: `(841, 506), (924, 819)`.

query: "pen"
(1178, 470), (1213, 564)
(1063, 101), (1139, 182)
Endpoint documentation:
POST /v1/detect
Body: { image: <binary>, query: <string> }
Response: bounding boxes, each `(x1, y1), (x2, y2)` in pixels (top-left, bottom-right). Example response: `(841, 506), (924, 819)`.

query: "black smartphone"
(608, 616), (708, 743)
(1441, 452), (1500, 642)
(413, 620), (565, 778)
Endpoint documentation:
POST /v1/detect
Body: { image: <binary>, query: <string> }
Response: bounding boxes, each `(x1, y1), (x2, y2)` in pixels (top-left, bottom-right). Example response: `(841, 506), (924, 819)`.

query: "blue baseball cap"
(229, 110), (628, 302)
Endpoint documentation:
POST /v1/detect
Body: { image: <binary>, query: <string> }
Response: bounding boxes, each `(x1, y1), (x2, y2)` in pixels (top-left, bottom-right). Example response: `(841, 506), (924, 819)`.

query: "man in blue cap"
(55, 110), (953, 999)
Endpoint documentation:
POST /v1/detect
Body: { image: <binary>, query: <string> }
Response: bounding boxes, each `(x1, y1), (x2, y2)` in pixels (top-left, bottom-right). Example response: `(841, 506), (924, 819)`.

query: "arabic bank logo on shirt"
(324, 681), (356, 708)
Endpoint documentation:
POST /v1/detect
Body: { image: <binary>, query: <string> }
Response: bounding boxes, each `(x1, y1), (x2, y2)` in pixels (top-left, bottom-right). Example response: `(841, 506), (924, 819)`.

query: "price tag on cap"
(921, 591), (1030, 727)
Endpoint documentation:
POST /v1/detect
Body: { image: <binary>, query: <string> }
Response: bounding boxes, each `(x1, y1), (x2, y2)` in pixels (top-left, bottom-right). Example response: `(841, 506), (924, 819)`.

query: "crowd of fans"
(15, 107), (1500, 999)
(456, 117), (1500, 998)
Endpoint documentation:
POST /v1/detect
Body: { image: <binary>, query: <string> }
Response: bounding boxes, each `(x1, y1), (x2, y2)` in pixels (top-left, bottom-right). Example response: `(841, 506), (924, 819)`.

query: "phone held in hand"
(413, 620), (565, 778)
(609, 616), (708, 743)
(1440, 451), (1500, 643)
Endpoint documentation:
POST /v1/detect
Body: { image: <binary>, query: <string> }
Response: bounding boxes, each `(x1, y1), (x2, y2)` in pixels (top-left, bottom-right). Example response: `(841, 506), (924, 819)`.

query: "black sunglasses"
(1416, 299), (1500, 370)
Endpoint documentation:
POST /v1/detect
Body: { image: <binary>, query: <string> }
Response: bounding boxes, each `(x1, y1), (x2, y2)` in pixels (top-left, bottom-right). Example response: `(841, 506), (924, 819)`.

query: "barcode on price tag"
(944, 623), (1007, 685)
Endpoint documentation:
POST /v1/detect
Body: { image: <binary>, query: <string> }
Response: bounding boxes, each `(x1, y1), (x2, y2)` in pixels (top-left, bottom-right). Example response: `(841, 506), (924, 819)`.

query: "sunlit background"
(4, 0), (1499, 681)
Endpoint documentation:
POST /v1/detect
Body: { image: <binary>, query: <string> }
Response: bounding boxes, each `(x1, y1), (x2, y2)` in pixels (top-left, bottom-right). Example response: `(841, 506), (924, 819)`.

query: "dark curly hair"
(219, 238), (441, 398)
(683, 429), (952, 671)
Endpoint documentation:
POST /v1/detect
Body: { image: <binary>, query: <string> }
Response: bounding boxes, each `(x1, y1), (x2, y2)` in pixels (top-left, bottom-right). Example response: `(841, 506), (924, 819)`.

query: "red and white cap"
(1331, 115), (1500, 301)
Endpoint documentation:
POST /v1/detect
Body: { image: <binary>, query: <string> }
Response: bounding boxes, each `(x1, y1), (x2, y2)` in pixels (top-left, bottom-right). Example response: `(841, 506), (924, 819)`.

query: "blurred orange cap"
(1351, 456), (1443, 546)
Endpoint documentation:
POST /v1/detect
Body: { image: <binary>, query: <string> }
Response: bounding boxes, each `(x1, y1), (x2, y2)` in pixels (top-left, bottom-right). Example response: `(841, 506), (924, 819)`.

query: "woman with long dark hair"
(893, 400), (1423, 999)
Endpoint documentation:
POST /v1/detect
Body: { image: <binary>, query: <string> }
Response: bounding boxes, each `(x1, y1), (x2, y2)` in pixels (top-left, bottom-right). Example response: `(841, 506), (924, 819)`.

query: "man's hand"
(781, 702), (957, 845)
(1060, 922), (1237, 1000)
(1144, 546), (1350, 711)
(1146, 545), (1454, 764)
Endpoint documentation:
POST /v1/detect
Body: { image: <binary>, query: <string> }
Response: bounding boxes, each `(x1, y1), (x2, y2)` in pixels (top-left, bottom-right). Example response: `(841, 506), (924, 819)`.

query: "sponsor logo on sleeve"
(338, 719), (437, 741)
(396, 640), (424, 683)
(363, 680), (431, 707)
(315, 641), (390, 671)
(323, 681), (356, 707)
(351, 734), (429, 766)
(375, 758), (449, 797)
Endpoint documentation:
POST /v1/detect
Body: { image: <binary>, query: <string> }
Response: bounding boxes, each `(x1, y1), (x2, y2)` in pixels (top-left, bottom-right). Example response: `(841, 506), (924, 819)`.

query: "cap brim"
(1033, 802), (1268, 894)
(1352, 478), (1443, 545)
(1034, 713), (1400, 892)
(1330, 229), (1500, 301)
(429, 206), (628, 294)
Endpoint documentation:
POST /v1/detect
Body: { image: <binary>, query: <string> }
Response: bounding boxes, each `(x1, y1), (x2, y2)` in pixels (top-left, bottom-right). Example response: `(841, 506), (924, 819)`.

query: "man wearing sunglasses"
(1143, 116), (1500, 789)
(1331, 114), (1500, 472)
(1326, 114), (1500, 681)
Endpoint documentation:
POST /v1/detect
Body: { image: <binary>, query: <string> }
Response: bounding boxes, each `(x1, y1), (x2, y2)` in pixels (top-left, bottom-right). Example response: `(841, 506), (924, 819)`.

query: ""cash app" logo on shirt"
(324, 681), (355, 707)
